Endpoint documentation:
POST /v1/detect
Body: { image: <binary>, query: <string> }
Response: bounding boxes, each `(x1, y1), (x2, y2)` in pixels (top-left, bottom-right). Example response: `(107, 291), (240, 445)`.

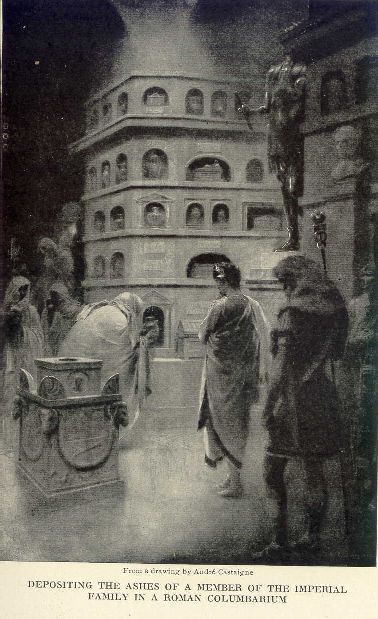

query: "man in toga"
(198, 262), (269, 498)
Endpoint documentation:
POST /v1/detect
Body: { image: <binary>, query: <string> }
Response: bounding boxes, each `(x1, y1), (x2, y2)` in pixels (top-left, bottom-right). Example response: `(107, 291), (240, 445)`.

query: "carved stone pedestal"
(301, 176), (371, 299)
(14, 358), (127, 497)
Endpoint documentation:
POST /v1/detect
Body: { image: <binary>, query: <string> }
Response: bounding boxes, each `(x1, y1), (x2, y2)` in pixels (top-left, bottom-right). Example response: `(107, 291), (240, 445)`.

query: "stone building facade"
(282, 4), (378, 298)
(72, 72), (286, 355)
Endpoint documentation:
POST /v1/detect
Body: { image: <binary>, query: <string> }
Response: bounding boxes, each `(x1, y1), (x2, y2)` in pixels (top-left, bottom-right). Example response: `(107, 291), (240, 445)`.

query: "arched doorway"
(186, 253), (231, 279)
(143, 306), (165, 347)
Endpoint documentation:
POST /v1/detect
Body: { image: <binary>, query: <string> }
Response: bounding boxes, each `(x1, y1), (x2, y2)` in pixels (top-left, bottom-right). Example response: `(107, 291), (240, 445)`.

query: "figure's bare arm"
(263, 309), (293, 427)
(263, 334), (290, 423)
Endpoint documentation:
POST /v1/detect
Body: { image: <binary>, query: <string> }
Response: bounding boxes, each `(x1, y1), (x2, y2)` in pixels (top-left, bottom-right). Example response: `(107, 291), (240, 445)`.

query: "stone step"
(150, 347), (178, 359)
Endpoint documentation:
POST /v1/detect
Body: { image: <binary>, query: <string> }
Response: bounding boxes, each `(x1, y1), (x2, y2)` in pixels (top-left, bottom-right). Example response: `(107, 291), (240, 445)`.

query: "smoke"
(101, 0), (308, 87)
(108, 3), (220, 81)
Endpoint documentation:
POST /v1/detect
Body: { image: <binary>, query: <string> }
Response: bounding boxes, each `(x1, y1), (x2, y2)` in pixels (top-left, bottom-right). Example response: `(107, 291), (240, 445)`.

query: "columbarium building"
(72, 72), (286, 357)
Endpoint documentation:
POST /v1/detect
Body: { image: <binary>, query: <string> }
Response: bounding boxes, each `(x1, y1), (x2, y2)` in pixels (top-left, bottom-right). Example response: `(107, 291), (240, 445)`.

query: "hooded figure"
(34, 237), (75, 315)
(59, 293), (147, 419)
(1, 276), (44, 449)
(41, 282), (81, 356)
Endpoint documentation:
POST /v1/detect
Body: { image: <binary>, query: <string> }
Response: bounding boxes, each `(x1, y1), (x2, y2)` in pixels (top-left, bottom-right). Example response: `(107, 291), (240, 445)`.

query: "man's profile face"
(216, 277), (227, 296)
(282, 276), (295, 299)
(50, 290), (61, 308)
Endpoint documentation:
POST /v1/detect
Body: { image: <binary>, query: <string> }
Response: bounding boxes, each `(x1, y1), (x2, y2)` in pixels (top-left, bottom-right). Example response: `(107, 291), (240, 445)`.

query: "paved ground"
(0, 403), (350, 565)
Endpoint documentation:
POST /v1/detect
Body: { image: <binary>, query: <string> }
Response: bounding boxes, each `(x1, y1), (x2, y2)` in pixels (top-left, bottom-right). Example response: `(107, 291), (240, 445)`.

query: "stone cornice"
(85, 73), (256, 108)
(82, 182), (277, 201)
(280, 8), (373, 61)
(71, 116), (260, 153)
(83, 228), (286, 243)
(302, 102), (378, 136)
(83, 278), (281, 290)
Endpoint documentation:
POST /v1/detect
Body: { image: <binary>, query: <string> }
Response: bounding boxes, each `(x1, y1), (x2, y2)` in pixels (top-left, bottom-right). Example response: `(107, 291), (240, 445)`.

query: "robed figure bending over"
(59, 292), (152, 432)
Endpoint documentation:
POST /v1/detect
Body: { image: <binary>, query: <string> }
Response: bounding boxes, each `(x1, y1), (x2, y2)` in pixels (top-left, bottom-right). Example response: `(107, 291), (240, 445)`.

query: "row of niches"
(318, 59), (377, 116)
(86, 154), (264, 192)
(86, 88), (246, 132)
(91, 203), (282, 233)
(90, 248), (278, 282)
(86, 60), (377, 131)
(92, 253), (125, 279)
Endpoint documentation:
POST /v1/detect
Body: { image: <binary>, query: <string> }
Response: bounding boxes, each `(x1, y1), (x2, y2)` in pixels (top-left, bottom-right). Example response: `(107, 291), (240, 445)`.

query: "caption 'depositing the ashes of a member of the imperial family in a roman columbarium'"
(1, 0), (377, 576)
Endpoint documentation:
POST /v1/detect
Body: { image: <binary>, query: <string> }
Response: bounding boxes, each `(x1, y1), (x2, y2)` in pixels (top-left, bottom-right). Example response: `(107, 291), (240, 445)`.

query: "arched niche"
(110, 252), (124, 279)
(143, 87), (169, 107)
(186, 157), (230, 181)
(246, 159), (264, 183)
(93, 210), (105, 233)
(117, 92), (128, 115)
(110, 206), (125, 231)
(101, 161), (111, 189)
(102, 100), (112, 124)
(87, 107), (99, 131)
(186, 253), (231, 279)
(87, 167), (97, 192)
(244, 204), (282, 231)
(321, 71), (348, 115)
(186, 202), (204, 227)
(141, 290), (173, 348)
(211, 91), (227, 117)
(186, 88), (204, 115)
(144, 202), (166, 228)
(93, 255), (105, 278)
(142, 149), (168, 179)
(116, 153), (128, 184)
(212, 203), (229, 227)
(143, 306), (165, 347)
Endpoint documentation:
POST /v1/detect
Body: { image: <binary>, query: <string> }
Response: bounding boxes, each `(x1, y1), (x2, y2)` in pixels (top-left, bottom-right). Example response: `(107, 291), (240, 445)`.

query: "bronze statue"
(238, 51), (306, 251)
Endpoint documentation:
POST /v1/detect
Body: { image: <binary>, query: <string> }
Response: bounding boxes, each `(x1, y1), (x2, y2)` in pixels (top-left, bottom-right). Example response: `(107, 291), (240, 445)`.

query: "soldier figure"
(253, 256), (348, 562)
(239, 51), (306, 251)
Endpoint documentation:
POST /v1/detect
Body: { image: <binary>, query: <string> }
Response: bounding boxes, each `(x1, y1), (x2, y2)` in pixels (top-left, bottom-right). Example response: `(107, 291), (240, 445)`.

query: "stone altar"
(13, 357), (128, 497)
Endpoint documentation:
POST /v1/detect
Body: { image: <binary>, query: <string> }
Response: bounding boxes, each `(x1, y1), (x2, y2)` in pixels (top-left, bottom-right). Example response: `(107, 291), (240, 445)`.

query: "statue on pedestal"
(238, 51), (306, 251)
(143, 150), (167, 180)
(34, 202), (81, 315)
(186, 204), (204, 226)
(145, 203), (166, 228)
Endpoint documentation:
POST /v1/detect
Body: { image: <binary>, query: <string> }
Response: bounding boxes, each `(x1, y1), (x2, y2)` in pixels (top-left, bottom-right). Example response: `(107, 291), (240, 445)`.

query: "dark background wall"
(2, 0), (125, 290)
